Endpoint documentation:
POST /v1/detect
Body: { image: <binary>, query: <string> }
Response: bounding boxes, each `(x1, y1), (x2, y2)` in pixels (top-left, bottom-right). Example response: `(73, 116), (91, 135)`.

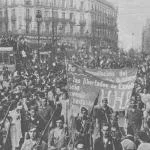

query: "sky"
(107, 0), (150, 51)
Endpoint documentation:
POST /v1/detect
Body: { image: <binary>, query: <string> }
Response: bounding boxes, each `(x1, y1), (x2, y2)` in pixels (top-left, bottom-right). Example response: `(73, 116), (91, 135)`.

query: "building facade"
(0, 0), (118, 49)
(142, 19), (150, 54)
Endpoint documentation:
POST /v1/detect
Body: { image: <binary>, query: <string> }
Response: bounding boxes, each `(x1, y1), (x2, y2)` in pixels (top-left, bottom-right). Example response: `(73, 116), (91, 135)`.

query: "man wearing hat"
(92, 98), (113, 148)
(125, 98), (143, 135)
(48, 116), (68, 150)
(21, 125), (47, 150)
(38, 98), (54, 128)
(94, 98), (113, 128)
(26, 105), (43, 132)
(74, 107), (90, 149)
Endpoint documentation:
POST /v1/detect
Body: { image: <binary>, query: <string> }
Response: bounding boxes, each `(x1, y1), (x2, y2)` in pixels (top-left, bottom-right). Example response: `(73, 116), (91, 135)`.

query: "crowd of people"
(0, 34), (150, 150)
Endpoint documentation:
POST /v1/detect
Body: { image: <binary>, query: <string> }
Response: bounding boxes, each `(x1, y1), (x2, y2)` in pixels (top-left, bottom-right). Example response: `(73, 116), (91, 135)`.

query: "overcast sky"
(107, 0), (150, 51)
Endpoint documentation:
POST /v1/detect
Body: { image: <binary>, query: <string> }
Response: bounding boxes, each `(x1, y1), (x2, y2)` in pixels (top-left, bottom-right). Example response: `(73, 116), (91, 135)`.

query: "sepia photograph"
(0, 0), (150, 150)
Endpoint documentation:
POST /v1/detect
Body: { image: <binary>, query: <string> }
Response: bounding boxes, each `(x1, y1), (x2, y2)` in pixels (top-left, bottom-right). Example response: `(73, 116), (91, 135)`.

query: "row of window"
(93, 28), (117, 39)
(92, 2), (117, 18)
(92, 14), (116, 27)
(3, 0), (80, 10)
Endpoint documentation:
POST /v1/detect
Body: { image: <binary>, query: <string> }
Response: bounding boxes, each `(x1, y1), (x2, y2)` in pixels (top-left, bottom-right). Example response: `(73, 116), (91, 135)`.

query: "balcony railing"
(25, 16), (32, 22)
(79, 19), (86, 26)
(11, 16), (17, 22)
(44, 17), (52, 22)
(35, 2), (43, 7)
(59, 18), (69, 24)
(24, 0), (32, 6)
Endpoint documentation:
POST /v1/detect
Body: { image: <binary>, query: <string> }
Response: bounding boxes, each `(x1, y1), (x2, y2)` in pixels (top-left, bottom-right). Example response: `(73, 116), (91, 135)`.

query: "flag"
(90, 92), (100, 117)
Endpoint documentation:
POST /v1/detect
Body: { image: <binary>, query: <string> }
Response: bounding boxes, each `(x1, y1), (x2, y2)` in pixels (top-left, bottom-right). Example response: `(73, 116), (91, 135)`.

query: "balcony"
(44, 17), (52, 23)
(24, 0), (32, 7)
(79, 19), (86, 26)
(35, 2), (43, 7)
(25, 16), (32, 22)
(59, 18), (69, 24)
(11, 16), (17, 22)
(10, 3), (18, 7)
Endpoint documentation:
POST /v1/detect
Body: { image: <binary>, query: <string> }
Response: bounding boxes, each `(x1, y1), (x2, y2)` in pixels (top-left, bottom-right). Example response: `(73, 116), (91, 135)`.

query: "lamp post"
(36, 10), (42, 59)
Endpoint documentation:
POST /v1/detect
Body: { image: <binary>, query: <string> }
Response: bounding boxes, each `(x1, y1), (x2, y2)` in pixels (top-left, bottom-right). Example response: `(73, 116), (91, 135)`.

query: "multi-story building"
(142, 19), (150, 54)
(0, 0), (118, 49)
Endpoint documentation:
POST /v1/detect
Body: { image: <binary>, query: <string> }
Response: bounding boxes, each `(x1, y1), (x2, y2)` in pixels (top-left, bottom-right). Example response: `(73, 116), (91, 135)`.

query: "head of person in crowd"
(102, 98), (108, 108)
(76, 143), (85, 150)
(55, 87), (61, 96)
(28, 126), (38, 140)
(101, 123), (110, 138)
(127, 126), (134, 137)
(111, 111), (119, 127)
(56, 116), (64, 129)
(0, 105), (4, 120)
(137, 131), (150, 143)
(136, 95), (141, 101)
(111, 126), (121, 140)
(80, 107), (88, 119)
(29, 105), (37, 118)
(40, 97), (47, 108)
(130, 98), (137, 109)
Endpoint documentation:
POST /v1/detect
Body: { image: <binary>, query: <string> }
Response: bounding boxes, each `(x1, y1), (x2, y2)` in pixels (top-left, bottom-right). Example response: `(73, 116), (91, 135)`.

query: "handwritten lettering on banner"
(67, 63), (137, 111)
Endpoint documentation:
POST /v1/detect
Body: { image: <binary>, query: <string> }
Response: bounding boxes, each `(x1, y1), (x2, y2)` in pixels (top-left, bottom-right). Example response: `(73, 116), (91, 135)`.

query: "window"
(62, 0), (65, 8)
(12, 8), (15, 16)
(36, 0), (40, 5)
(0, 54), (2, 63)
(80, 26), (84, 34)
(45, 23), (49, 33)
(19, 16), (22, 28)
(3, 53), (9, 64)
(26, 8), (30, 17)
(70, 13), (73, 20)
(10, 55), (14, 64)
(80, 1), (83, 10)
(70, 25), (73, 34)
(70, 0), (73, 7)
(45, 11), (49, 17)
(80, 14), (84, 21)
(45, 0), (49, 5)
(53, 11), (58, 18)
(62, 12), (65, 19)
(53, 0), (56, 6)
(12, 0), (16, 5)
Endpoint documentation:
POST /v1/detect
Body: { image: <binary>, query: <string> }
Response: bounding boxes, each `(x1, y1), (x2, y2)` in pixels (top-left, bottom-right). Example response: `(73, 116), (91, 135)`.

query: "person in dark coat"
(74, 107), (90, 149)
(126, 99), (143, 135)
(94, 123), (121, 150)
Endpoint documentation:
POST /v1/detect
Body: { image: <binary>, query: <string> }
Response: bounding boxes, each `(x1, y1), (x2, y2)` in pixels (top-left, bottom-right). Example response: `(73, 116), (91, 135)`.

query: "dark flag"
(90, 91), (100, 117)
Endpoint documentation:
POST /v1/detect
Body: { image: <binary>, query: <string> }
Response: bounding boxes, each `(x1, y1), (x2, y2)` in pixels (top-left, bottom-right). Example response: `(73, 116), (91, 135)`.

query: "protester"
(137, 131), (150, 150)
(74, 107), (91, 149)
(121, 126), (137, 150)
(125, 98), (143, 135)
(21, 126), (47, 150)
(48, 116), (68, 150)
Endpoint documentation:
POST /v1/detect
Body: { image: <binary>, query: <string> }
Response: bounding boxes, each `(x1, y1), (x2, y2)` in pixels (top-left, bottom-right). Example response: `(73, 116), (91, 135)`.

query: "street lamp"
(36, 10), (42, 59)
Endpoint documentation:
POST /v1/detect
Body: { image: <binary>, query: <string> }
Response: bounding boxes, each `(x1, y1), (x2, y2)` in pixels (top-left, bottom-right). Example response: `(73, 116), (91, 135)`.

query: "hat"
(29, 124), (37, 132)
(29, 105), (38, 111)
(77, 144), (85, 149)
(137, 131), (150, 142)
(81, 107), (88, 113)
(102, 98), (108, 102)
(56, 116), (64, 123)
